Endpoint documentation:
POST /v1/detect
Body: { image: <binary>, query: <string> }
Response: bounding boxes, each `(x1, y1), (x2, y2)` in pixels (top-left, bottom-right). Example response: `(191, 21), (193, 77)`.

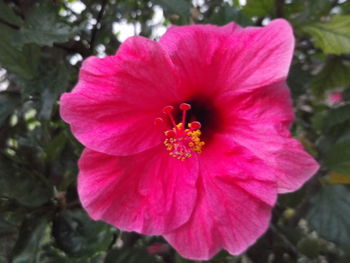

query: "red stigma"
(189, 121), (201, 130)
(180, 103), (191, 111)
(162, 105), (174, 114)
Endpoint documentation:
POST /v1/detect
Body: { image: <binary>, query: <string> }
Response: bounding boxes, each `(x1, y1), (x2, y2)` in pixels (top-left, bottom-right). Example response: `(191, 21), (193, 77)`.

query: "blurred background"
(1, 0), (350, 262)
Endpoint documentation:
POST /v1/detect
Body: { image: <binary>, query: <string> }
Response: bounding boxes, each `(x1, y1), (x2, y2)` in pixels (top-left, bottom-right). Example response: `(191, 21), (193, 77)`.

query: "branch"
(270, 224), (302, 258)
(255, 17), (264, 26)
(0, 18), (20, 29)
(90, 0), (108, 52)
(287, 177), (322, 226)
(275, 0), (284, 18)
(54, 41), (91, 58)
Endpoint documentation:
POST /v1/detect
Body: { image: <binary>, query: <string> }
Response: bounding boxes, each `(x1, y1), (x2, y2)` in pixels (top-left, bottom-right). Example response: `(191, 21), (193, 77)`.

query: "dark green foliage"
(0, 24), (40, 79)
(208, 3), (252, 26)
(151, 0), (191, 24)
(13, 3), (81, 48)
(311, 57), (350, 98)
(52, 210), (114, 258)
(0, 0), (350, 263)
(105, 248), (159, 263)
(302, 15), (350, 55)
(325, 141), (350, 174)
(307, 185), (350, 249)
(0, 0), (23, 27)
(242, 0), (274, 18)
(0, 92), (19, 126)
(11, 215), (49, 263)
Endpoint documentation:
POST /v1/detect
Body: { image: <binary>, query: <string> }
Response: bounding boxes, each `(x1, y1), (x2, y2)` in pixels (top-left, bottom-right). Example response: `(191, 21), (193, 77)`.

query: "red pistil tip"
(162, 105), (174, 114)
(165, 130), (176, 137)
(190, 121), (201, 130)
(154, 117), (164, 126)
(180, 103), (191, 111)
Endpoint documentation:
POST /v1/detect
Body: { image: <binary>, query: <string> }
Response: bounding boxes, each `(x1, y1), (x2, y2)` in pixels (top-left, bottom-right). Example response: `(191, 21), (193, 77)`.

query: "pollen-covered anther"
(158, 103), (205, 161)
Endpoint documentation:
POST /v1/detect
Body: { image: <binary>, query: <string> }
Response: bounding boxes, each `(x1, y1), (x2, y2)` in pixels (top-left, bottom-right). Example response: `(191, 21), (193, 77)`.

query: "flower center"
(154, 103), (205, 161)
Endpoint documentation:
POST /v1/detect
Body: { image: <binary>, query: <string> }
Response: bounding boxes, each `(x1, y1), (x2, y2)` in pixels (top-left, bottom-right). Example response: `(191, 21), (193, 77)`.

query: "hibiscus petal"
(60, 36), (181, 156)
(271, 139), (320, 193)
(164, 135), (276, 260)
(216, 79), (318, 193)
(219, 82), (294, 129)
(78, 147), (199, 235)
(163, 180), (220, 260)
(158, 22), (242, 98)
(159, 19), (294, 97)
(164, 178), (274, 260)
(232, 124), (319, 193)
(225, 19), (294, 90)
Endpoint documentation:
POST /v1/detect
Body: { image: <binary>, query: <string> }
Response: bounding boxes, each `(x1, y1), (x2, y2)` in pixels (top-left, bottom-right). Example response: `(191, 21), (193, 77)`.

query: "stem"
(0, 18), (20, 29)
(287, 177), (322, 226)
(275, 0), (284, 18)
(270, 224), (302, 258)
(90, 0), (108, 52)
(54, 42), (91, 58)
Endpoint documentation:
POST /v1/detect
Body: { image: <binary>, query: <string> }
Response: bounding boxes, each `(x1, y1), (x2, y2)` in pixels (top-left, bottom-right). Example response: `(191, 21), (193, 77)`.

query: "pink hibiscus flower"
(328, 91), (343, 104)
(60, 19), (319, 260)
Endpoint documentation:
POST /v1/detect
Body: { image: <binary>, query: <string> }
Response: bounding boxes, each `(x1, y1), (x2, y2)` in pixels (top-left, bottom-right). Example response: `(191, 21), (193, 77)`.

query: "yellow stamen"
(163, 123), (204, 161)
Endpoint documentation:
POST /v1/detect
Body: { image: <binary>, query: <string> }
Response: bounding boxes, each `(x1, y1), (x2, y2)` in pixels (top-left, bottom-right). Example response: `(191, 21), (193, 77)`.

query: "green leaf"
(105, 248), (158, 263)
(307, 185), (350, 248)
(0, 156), (52, 207)
(242, 0), (274, 18)
(325, 141), (350, 174)
(317, 105), (350, 158)
(321, 105), (350, 133)
(37, 246), (70, 263)
(297, 237), (327, 259)
(0, 24), (40, 79)
(0, 217), (17, 235)
(0, 0), (23, 26)
(0, 214), (18, 262)
(39, 245), (104, 263)
(13, 5), (79, 48)
(287, 64), (312, 99)
(287, 0), (333, 23)
(302, 15), (350, 55)
(311, 57), (350, 97)
(52, 210), (113, 258)
(340, 1), (350, 15)
(208, 3), (252, 26)
(0, 92), (20, 126)
(11, 215), (49, 263)
(44, 132), (67, 163)
(0, 217), (18, 263)
(152, 0), (191, 24)
(39, 64), (71, 120)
